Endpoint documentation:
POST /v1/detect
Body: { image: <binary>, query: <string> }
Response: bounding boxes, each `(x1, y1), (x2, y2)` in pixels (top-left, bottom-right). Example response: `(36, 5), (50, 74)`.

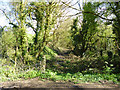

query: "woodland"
(0, 0), (120, 86)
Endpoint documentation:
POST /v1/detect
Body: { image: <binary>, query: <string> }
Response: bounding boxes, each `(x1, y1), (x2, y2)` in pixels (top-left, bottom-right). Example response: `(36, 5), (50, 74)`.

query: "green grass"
(0, 54), (120, 84)
(0, 64), (120, 84)
(0, 65), (21, 82)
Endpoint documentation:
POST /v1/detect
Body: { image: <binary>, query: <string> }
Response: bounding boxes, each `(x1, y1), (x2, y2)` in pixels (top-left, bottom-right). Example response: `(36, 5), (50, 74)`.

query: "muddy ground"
(0, 78), (120, 89)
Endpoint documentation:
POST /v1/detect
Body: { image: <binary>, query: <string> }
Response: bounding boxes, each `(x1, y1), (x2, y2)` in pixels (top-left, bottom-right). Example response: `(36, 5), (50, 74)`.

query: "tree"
(93, 2), (120, 56)
(9, 1), (29, 65)
(51, 18), (73, 49)
(26, 1), (61, 72)
(0, 0), (31, 66)
(71, 2), (98, 57)
(0, 27), (15, 59)
(84, 2), (120, 56)
(109, 2), (120, 56)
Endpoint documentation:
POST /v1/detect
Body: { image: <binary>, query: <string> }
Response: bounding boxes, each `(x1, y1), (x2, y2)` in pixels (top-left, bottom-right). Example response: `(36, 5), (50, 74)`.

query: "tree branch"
(0, 9), (12, 23)
(115, 39), (120, 50)
(62, 2), (115, 21)
(97, 35), (116, 39)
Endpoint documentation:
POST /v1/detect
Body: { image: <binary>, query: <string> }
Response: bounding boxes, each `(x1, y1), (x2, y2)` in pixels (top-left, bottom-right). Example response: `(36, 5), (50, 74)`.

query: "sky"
(0, 2), (10, 26)
(0, 0), (79, 35)
(0, 0), (119, 2)
(0, 0), (80, 27)
(0, 0), (118, 29)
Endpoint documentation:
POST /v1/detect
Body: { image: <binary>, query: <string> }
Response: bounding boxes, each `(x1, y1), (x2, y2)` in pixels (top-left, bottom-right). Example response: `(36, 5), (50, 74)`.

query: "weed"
(0, 58), (120, 84)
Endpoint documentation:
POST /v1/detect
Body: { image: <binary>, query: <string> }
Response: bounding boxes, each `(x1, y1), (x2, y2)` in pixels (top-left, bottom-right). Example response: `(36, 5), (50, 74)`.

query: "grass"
(0, 48), (120, 84)
(0, 63), (120, 84)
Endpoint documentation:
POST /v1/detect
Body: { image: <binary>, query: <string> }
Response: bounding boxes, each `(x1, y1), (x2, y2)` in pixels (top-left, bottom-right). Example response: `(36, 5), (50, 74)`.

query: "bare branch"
(83, 11), (114, 21)
(62, 2), (115, 21)
(62, 1), (80, 11)
(14, 7), (20, 26)
(0, 9), (12, 23)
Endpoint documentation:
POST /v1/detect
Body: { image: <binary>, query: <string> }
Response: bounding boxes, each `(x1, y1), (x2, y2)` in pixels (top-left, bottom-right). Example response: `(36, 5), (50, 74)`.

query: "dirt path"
(0, 78), (120, 89)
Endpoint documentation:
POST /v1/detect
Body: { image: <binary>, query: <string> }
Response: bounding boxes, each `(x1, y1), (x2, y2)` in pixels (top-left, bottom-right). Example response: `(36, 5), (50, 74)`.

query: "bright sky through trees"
(0, 0), (118, 27)
(0, 0), (79, 27)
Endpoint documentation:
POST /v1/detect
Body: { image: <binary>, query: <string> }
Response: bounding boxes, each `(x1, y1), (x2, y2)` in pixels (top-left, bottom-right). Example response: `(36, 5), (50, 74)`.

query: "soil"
(0, 78), (120, 89)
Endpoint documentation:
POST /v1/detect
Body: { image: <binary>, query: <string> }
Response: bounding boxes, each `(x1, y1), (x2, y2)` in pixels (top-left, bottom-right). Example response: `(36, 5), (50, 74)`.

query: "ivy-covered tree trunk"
(18, 1), (28, 64)
(9, 1), (28, 65)
(28, 1), (60, 72)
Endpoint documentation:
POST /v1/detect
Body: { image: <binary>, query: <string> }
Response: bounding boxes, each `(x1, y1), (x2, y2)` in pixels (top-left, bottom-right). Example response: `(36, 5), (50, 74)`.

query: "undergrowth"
(0, 62), (120, 84)
(0, 48), (120, 84)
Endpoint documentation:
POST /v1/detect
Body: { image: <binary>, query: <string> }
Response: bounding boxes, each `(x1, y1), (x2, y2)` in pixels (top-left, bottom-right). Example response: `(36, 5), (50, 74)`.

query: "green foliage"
(71, 2), (98, 57)
(0, 57), (120, 83)
(0, 1), (61, 73)
(0, 61), (119, 84)
(52, 18), (73, 49)
(0, 28), (15, 59)
(43, 46), (57, 57)
(1, 1), (120, 86)
(97, 2), (120, 56)
(0, 59), (20, 82)
(28, 1), (60, 61)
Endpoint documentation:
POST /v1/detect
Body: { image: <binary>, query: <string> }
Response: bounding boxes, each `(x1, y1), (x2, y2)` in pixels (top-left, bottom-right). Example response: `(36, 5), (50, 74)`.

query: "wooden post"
(40, 55), (46, 73)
